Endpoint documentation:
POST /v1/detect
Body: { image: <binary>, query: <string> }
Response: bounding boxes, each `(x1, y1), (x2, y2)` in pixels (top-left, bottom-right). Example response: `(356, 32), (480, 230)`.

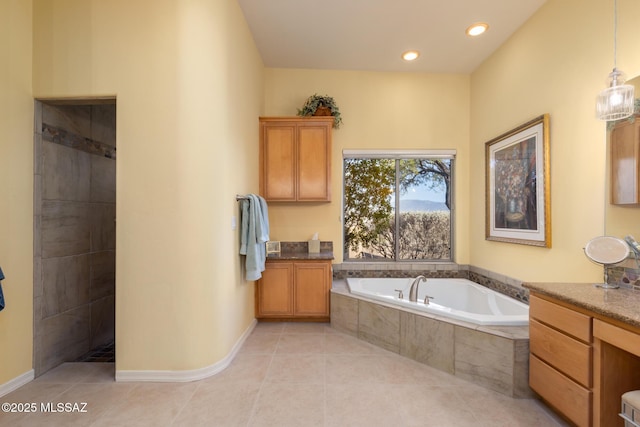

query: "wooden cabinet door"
(297, 122), (331, 201)
(293, 262), (329, 316)
(611, 119), (640, 204)
(256, 262), (293, 317)
(260, 117), (332, 202)
(261, 122), (296, 201)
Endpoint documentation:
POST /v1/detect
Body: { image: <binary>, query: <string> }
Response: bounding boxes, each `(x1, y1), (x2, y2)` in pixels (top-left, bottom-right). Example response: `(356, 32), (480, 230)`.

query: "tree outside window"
(343, 156), (452, 261)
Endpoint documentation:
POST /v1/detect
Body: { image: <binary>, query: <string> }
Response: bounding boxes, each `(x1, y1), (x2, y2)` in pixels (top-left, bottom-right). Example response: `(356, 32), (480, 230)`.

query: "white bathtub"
(346, 277), (529, 326)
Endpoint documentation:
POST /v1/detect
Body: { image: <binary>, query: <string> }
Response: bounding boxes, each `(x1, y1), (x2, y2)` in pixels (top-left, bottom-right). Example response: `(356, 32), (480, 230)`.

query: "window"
(343, 150), (454, 261)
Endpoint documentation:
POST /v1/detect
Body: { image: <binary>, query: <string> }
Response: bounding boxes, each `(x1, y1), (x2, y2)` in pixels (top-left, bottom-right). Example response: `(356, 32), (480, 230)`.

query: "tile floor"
(0, 322), (568, 426)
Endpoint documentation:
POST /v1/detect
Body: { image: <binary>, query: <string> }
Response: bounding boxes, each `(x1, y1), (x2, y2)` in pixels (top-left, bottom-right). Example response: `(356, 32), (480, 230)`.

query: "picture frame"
(266, 241), (281, 255)
(485, 114), (551, 247)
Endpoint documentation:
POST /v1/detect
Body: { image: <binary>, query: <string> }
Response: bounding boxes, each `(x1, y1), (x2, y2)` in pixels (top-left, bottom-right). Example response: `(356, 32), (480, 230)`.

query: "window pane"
(343, 158), (395, 259)
(344, 157), (452, 261)
(398, 159), (451, 260)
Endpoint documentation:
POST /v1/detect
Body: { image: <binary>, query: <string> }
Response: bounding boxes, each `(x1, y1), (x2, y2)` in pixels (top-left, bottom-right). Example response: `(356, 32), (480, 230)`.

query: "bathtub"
(346, 277), (529, 326)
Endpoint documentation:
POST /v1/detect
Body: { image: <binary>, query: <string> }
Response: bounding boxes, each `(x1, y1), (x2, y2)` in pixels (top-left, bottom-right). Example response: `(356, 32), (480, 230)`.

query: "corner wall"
(469, 0), (640, 282)
(32, 0), (263, 373)
(0, 0), (34, 387)
(263, 69), (471, 264)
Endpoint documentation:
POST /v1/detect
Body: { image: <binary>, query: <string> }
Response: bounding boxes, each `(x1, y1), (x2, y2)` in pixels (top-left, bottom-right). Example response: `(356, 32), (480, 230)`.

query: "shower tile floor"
(1, 323), (568, 426)
(75, 341), (115, 363)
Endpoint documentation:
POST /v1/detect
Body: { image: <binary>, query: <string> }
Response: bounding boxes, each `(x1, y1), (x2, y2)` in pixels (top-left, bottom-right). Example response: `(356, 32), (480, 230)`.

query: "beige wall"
(32, 0), (263, 372)
(470, 0), (640, 282)
(263, 69), (471, 263)
(0, 0), (34, 385)
(6, 0), (640, 386)
(265, 0), (640, 281)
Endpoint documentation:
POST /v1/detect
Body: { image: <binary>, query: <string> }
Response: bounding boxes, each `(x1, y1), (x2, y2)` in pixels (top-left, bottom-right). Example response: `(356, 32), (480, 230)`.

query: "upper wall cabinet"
(611, 119), (640, 205)
(259, 117), (333, 202)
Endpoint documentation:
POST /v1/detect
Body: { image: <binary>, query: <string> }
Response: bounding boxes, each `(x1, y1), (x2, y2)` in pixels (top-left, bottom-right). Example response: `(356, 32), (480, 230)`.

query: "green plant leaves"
(297, 93), (343, 129)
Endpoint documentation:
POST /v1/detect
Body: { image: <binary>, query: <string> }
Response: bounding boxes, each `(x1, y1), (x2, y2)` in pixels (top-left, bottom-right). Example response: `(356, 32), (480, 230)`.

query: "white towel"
(239, 194), (270, 280)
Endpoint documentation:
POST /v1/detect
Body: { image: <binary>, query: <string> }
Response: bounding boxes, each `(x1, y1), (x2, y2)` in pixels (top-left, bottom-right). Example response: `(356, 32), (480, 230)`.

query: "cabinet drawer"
(593, 318), (640, 357)
(530, 354), (592, 427)
(530, 319), (592, 387)
(530, 295), (592, 342)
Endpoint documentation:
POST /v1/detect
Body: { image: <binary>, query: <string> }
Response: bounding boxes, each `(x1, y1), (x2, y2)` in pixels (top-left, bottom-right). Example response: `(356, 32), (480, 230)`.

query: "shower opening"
(33, 97), (116, 376)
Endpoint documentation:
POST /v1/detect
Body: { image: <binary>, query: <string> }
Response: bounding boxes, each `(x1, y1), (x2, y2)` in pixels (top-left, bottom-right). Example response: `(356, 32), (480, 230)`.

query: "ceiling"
(237, 0), (547, 74)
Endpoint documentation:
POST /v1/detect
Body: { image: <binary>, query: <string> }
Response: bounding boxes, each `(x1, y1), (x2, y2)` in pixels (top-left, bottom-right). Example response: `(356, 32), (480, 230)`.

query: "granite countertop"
(267, 251), (334, 261)
(524, 282), (640, 329)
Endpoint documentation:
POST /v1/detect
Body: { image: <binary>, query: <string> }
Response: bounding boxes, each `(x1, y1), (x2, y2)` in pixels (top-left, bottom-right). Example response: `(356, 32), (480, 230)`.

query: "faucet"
(409, 275), (427, 302)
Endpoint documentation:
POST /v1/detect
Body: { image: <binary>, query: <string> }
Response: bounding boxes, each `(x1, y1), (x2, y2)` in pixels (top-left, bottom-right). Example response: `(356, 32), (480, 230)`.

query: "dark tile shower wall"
(34, 102), (116, 375)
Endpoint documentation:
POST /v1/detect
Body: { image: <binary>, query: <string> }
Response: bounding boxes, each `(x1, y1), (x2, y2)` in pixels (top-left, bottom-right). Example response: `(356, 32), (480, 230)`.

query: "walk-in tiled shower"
(33, 100), (116, 375)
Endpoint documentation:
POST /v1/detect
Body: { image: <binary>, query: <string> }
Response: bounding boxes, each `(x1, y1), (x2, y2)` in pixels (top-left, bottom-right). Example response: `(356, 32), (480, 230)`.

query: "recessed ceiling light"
(402, 51), (420, 61)
(466, 23), (489, 37)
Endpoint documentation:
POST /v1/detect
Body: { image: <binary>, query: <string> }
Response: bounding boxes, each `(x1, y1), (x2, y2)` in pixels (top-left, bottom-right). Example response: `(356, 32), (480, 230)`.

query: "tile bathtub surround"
(34, 102), (116, 376)
(357, 300), (401, 353)
(400, 311), (455, 374)
(328, 292), (358, 336)
(332, 264), (468, 279)
(331, 284), (531, 398)
(0, 323), (568, 427)
(468, 269), (529, 303)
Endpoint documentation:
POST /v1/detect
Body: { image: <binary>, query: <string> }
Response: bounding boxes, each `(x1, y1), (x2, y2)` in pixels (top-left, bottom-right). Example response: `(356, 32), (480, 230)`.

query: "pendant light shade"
(596, 0), (635, 121)
(596, 68), (635, 121)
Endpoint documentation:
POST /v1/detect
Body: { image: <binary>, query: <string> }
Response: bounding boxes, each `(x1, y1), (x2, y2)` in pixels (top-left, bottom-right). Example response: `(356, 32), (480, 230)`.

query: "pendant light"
(596, 0), (635, 121)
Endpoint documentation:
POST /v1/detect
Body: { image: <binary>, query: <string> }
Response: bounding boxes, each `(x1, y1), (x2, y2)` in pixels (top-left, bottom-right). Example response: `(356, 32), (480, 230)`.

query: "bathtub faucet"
(409, 275), (427, 302)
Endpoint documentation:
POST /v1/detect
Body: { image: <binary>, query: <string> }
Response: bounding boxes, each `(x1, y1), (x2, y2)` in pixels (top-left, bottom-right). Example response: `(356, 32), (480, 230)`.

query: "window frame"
(342, 149), (456, 263)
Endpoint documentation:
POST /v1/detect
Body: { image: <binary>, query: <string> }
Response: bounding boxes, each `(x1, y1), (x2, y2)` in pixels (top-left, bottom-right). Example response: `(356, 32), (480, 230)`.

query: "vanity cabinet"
(256, 259), (331, 320)
(259, 117), (333, 202)
(529, 295), (593, 426)
(529, 291), (640, 427)
(610, 118), (640, 204)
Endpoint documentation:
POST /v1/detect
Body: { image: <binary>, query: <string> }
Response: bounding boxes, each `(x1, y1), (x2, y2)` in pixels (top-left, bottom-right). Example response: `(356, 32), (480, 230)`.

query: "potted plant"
(297, 94), (343, 129)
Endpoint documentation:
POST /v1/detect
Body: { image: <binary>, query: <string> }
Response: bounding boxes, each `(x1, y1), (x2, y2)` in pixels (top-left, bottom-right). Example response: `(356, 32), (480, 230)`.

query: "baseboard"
(115, 319), (257, 382)
(0, 370), (35, 398)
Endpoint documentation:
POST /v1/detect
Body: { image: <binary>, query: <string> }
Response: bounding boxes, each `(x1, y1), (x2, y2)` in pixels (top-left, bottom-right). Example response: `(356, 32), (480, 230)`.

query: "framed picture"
(485, 114), (551, 247)
(266, 241), (281, 255)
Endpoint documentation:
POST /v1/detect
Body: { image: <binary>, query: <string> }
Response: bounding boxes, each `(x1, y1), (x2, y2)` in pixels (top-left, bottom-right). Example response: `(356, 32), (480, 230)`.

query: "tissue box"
(308, 240), (320, 254)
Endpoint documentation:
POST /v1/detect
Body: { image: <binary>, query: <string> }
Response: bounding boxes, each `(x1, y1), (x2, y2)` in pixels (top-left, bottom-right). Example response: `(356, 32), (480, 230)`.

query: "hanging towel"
(0, 267), (5, 312)
(239, 194), (270, 280)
